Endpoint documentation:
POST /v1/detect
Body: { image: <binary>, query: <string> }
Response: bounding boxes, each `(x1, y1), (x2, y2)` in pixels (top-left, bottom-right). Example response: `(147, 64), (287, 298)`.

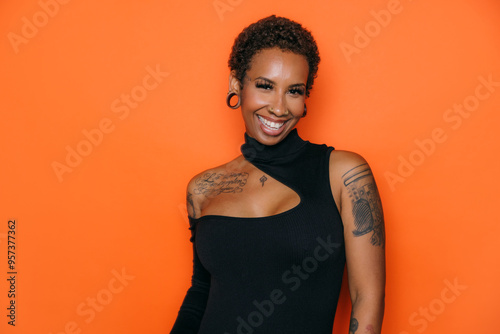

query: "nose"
(268, 93), (288, 116)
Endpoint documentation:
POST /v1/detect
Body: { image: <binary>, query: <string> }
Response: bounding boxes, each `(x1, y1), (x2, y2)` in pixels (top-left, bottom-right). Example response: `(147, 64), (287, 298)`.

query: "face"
(229, 47), (309, 146)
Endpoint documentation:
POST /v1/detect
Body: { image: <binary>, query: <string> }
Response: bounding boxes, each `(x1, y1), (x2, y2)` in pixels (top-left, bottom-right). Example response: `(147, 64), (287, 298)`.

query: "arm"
(170, 240), (211, 333)
(170, 185), (211, 333)
(330, 151), (386, 334)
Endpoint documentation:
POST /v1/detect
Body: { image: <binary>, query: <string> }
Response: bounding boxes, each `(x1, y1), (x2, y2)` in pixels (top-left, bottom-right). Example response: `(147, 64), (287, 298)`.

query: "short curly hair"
(228, 15), (320, 97)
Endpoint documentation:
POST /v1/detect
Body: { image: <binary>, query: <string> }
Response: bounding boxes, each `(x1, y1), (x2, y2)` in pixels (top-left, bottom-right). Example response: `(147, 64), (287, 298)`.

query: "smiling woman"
(170, 15), (386, 334)
(234, 48), (308, 144)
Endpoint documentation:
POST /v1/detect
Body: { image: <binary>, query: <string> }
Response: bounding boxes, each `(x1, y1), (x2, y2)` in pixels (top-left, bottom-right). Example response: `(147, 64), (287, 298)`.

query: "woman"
(171, 15), (385, 334)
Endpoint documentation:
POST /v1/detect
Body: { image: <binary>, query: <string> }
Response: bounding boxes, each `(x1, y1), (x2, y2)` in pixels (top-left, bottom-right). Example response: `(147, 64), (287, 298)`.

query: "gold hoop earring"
(226, 91), (240, 109)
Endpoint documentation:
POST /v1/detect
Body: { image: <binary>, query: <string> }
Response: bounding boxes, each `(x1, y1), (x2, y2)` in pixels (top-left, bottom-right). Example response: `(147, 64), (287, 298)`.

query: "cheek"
(290, 95), (305, 105)
(241, 88), (268, 108)
(287, 96), (306, 113)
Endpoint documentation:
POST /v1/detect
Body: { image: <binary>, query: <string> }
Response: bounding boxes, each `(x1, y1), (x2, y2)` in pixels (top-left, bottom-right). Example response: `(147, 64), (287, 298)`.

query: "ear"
(228, 70), (241, 94)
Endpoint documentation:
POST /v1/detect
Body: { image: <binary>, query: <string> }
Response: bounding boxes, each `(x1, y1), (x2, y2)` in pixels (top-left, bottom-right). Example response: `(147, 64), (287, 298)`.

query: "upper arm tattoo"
(186, 191), (196, 218)
(342, 163), (385, 247)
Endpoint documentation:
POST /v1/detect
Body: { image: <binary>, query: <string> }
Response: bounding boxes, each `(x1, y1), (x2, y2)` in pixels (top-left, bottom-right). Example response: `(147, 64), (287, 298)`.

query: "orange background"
(1, 1), (499, 333)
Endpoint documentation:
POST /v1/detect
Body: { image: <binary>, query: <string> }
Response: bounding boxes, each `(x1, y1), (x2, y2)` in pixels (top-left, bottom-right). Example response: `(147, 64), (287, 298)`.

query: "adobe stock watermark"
(51, 64), (169, 183)
(213, 0), (244, 21)
(339, 0), (409, 64)
(47, 268), (134, 334)
(385, 74), (499, 192)
(399, 277), (467, 334)
(7, 0), (72, 54)
(224, 234), (341, 334)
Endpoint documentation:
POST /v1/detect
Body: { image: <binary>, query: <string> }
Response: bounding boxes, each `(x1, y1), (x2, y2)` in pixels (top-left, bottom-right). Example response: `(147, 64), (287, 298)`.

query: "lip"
(256, 114), (289, 136)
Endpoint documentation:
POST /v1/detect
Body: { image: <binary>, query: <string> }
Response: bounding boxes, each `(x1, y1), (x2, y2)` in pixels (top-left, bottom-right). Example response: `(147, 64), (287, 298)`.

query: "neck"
(241, 128), (308, 163)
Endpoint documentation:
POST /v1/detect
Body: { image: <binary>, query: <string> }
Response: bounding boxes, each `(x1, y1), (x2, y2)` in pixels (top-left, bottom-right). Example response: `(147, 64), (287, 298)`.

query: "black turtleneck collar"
(240, 128), (308, 163)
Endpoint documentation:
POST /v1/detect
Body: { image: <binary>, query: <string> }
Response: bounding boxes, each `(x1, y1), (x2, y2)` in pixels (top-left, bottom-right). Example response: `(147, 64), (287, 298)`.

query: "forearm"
(170, 278), (209, 333)
(171, 219), (211, 333)
(349, 294), (385, 334)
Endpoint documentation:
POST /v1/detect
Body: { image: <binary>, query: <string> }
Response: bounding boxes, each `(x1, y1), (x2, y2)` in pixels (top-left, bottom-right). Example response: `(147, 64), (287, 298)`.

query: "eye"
(289, 87), (305, 96)
(255, 81), (273, 90)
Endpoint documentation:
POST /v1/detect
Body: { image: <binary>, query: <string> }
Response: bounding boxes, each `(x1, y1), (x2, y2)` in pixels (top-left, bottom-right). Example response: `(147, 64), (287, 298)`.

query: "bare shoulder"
(328, 150), (375, 210)
(186, 155), (247, 218)
(186, 155), (246, 194)
(329, 150), (373, 187)
(330, 150), (370, 175)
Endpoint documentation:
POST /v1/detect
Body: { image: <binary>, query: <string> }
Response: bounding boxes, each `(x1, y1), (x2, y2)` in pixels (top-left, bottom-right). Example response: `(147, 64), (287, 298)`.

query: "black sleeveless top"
(171, 129), (346, 334)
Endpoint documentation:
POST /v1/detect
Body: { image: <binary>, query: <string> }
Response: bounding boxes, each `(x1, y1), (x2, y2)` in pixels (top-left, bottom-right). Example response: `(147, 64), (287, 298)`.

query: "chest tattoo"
(194, 172), (249, 196)
(260, 175), (268, 187)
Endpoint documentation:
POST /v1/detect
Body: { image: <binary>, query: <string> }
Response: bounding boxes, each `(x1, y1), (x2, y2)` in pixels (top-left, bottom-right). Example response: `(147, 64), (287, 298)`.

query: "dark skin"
(187, 47), (385, 333)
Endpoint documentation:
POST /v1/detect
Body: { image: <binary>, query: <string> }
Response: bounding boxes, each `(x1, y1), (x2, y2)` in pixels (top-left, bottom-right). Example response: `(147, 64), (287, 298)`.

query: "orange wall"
(1, 1), (499, 333)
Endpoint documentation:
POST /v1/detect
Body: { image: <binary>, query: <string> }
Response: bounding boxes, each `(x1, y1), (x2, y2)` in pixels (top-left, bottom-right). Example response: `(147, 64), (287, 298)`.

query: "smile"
(257, 115), (286, 130)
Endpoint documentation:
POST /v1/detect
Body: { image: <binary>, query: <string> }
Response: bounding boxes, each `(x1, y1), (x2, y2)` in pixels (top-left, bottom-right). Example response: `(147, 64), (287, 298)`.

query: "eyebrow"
(254, 76), (306, 88)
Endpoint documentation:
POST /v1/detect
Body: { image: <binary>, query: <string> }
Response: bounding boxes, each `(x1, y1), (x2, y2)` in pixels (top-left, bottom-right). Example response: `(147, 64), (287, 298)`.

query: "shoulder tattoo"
(193, 172), (249, 197)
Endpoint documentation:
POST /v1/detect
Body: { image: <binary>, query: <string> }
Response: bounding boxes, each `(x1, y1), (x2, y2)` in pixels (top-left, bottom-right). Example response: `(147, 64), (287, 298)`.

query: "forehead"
(247, 48), (309, 82)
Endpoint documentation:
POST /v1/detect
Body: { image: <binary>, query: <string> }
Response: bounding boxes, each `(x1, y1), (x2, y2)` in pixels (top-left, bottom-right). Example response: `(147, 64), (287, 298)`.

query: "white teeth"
(257, 115), (285, 130)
